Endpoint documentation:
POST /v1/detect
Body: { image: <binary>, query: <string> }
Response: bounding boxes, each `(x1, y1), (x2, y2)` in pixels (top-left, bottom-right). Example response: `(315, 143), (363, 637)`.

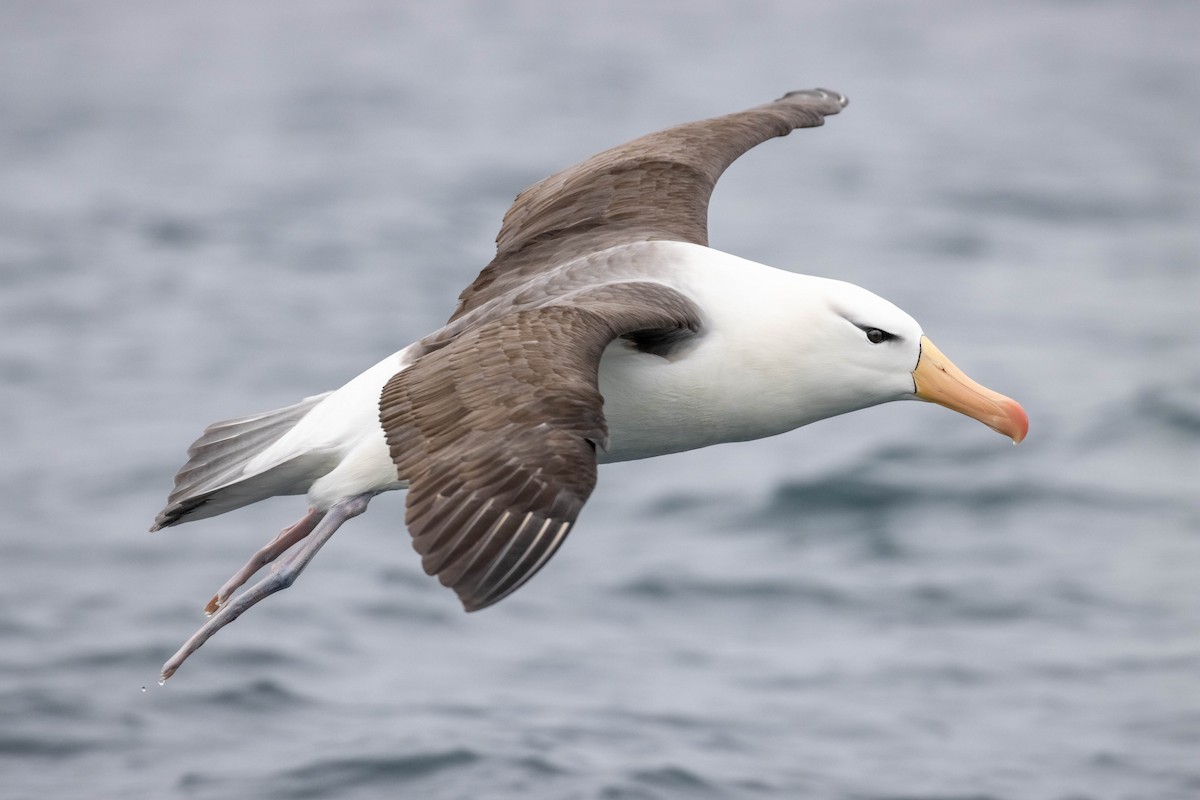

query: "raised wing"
(449, 88), (847, 322)
(380, 282), (701, 611)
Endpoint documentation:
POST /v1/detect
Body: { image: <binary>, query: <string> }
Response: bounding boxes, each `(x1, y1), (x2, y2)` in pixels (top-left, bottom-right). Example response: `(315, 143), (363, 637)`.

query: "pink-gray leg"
(204, 508), (325, 615)
(161, 493), (374, 682)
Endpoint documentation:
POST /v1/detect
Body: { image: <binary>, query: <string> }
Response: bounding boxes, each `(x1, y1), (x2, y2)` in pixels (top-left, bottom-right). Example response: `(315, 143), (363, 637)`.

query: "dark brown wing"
(449, 89), (847, 323)
(380, 282), (701, 611)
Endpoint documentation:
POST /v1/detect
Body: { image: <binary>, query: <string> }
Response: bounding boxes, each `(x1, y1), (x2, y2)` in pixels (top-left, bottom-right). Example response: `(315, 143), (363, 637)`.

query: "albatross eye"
(865, 328), (890, 344)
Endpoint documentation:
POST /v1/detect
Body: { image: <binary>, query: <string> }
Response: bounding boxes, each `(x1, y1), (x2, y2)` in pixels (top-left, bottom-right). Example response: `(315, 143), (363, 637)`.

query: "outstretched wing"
(449, 88), (847, 322)
(380, 282), (702, 611)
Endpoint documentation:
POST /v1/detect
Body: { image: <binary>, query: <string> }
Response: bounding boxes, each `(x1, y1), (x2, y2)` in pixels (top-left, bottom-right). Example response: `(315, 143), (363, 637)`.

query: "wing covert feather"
(450, 89), (847, 322)
(381, 282), (701, 610)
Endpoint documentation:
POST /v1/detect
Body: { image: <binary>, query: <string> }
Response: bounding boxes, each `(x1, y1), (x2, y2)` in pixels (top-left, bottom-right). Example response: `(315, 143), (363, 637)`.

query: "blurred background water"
(2, 1), (1198, 798)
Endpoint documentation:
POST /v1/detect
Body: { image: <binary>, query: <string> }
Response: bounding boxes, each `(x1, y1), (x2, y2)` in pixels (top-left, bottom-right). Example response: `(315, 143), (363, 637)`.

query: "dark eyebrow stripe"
(845, 319), (900, 342)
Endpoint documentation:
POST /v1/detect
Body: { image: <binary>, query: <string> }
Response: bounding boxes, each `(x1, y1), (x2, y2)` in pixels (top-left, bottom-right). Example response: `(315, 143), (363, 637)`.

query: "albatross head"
(816, 279), (1028, 443)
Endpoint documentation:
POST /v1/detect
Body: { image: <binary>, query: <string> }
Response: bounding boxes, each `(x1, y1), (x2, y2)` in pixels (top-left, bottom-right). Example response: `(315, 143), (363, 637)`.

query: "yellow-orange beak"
(912, 336), (1028, 444)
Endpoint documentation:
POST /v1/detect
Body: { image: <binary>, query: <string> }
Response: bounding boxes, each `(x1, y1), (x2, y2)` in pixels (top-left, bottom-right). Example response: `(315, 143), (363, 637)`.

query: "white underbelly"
(306, 431), (405, 509)
(596, 341), (741, 463)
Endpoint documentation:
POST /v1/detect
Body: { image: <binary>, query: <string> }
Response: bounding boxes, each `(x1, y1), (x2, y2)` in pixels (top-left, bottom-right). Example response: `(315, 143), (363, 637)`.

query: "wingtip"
(775, 88), (848, 112)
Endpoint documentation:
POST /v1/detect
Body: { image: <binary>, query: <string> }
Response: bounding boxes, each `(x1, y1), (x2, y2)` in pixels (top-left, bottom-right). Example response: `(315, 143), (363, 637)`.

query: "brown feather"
(449, 89), (847, 323)
(380, 283), (701, 610)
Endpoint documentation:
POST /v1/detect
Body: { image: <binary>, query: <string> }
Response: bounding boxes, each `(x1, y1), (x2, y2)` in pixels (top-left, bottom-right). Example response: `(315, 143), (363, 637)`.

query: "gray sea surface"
(2, 2), (1199, 798)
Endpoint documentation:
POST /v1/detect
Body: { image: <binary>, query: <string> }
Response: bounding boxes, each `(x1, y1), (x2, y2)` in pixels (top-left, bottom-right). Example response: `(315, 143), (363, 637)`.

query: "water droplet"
(158, 678), (166, 686)
(141, 686), (147, 692)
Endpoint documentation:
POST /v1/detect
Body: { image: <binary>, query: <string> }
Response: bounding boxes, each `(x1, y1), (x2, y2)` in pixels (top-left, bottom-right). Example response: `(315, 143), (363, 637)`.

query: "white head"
(697, 268), (1027, 444)
(599, 245), (1027, 460)
(780, 276), (1027, 441)
(811, 278), (926, 410)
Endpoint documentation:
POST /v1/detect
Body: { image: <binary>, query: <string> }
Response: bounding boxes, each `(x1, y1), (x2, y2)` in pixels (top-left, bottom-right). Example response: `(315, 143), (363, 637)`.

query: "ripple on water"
(618, 574), (853, 608)
(1133, 382), (1200, 436)
(51, 644), (168, 674)
(760, 473), (1081, 520)
(626, 765), (720, 795)
(939, 185), (1185, 226)
(646, 437), (1136, 537)
(199, 678), (313, 713)
(850, 794), (1005, 800)
(595, 768), (722, 800)
(0, 733), (94, 759)
(265, 749), (481, 799)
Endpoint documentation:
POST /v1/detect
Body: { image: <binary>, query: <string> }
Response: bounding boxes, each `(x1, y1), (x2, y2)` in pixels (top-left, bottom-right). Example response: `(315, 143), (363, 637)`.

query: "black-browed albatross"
(153, 89), (1028, 681)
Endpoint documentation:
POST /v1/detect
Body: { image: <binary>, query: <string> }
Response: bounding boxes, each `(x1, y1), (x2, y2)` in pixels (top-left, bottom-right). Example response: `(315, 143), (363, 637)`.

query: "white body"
(234, 242), (924, 512)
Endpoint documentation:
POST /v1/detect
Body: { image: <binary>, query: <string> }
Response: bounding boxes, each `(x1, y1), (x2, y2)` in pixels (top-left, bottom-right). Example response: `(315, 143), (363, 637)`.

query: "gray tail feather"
(151, 392), (336, 531)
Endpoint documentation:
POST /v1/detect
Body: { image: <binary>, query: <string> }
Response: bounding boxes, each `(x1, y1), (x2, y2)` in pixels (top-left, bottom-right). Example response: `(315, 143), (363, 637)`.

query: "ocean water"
(2, 2), (1198, 798)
